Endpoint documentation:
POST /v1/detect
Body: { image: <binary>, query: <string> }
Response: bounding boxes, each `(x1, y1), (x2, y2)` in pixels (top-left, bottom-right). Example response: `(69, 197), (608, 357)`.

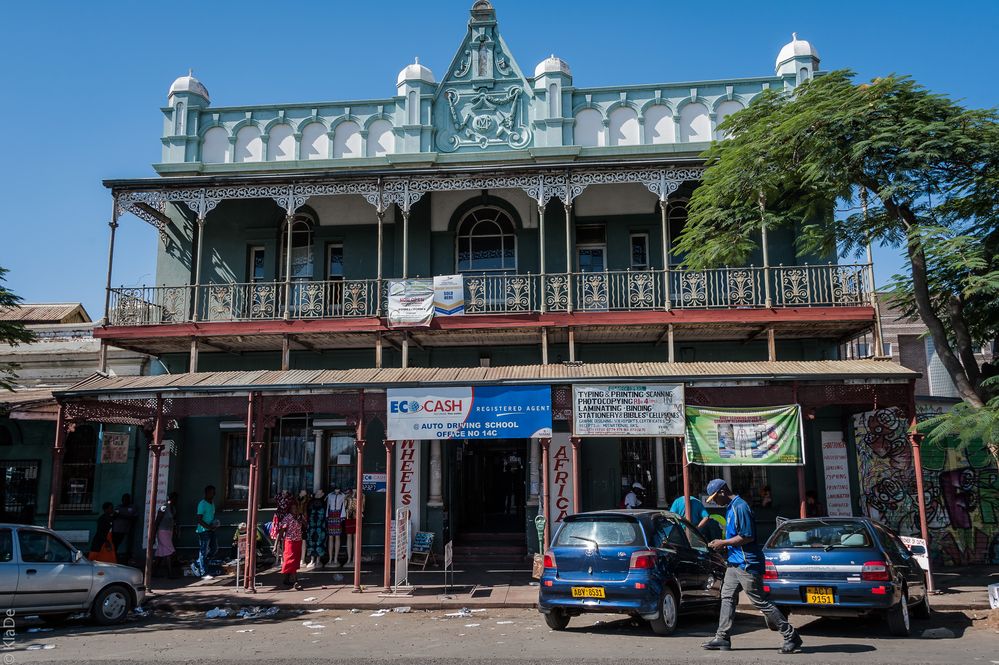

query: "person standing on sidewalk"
(701, 478), (803, 654)
(194, 485), (218, 578)
(112, 493), (138, 564)
(280, 501), (306, 590)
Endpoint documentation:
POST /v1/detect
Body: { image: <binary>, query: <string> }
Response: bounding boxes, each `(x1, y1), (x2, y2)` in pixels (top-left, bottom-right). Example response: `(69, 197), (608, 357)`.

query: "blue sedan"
(762, 517), (930, 636)
(538, 510), (725, 634)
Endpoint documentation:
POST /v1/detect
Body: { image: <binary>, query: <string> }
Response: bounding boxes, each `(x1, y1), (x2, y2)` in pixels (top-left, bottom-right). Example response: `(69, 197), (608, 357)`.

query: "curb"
(145, 598), (538, 612)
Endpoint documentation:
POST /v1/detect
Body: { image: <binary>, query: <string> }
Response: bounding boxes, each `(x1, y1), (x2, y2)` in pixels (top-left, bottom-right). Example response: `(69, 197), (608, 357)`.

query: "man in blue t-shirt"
(701, 478), (802, 654)
(668, 493), (712, 531)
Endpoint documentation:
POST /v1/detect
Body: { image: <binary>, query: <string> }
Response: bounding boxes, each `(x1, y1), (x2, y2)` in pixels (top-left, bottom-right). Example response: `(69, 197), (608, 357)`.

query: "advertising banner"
(141, 445), (171, 552)
(395, 439), (421, 557)
(433, 275), (464, 316)
(548, 433), (575, 526)
(386, 386), (552, 440)
(685, 405), (804, 466)
(387, 279), (434, 328)
(573, 384), (684, 437)
(100, 431), (130, 464)
(361, 472), (387, 493)
(820, 431), (853, 516)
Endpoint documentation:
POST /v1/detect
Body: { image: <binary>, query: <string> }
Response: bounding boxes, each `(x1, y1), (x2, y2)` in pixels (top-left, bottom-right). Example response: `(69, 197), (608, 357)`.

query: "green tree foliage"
(0, 266), (35, 391)
(677, 70), (999, 458)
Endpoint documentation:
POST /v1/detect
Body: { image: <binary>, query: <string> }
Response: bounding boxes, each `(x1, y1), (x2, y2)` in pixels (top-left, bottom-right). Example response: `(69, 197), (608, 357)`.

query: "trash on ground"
(236, 606), (279, 619)
(464, 623), (480, 627)
(496, 620), (514, 625)
(445, 608), (472, 618)
(369, 611), (387, 617)
(392, 606), (411, 613)
(26, 644), (55, 650)
(133, 606), (149, 616)
(302, 596), (317, 602)
(235, 629), (254, 633)
(26, 628), (53, 633)
(349, 608), (361, 613)
(206, 607), (230, 619)
(305, 609), (325, 613)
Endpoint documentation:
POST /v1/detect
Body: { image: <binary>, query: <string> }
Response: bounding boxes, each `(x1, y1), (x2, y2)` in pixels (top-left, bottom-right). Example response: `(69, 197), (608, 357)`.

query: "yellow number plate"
(805, 586), (835, 604)
(571, 586), (605, 599)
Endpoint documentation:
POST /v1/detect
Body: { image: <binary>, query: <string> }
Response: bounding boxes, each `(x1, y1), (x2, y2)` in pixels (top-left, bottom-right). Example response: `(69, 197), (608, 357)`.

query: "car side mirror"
(73, 549), (84, 563)
(908, 545), (926, 556)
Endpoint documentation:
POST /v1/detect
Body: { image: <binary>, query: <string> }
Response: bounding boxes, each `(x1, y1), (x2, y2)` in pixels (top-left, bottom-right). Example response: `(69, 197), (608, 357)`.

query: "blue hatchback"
(538, 510), (726, 634)
(762, 517), (930, 636)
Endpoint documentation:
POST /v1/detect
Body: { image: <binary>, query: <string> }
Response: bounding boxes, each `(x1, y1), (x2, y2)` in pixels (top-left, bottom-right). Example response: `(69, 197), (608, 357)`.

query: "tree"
(676, 70), (999, 459)
(0, 266), (35, 391)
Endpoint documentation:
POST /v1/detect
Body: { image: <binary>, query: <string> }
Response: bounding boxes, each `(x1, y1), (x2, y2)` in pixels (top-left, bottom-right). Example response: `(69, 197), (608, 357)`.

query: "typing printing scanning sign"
(386, 386), (552, 440)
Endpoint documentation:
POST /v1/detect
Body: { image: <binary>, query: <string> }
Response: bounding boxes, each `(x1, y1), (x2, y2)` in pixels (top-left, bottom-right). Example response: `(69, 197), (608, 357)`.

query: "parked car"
(762, 517), (929, 636)
(538, 510), (725, 634)
(0, 524), (145, 624)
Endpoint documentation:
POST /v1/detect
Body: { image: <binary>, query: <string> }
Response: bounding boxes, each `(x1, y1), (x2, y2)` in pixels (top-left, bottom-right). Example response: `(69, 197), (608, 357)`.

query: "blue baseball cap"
(705, 478), (729, 503)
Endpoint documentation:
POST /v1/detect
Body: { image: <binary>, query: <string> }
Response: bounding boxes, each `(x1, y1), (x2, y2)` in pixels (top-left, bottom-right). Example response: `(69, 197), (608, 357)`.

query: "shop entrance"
(448, 440), (528, 543)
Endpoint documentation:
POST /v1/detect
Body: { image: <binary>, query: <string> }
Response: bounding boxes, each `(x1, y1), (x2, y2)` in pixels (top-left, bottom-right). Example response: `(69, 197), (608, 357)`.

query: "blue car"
(538, 510), (726, 634)
(763, 517), (930, 636)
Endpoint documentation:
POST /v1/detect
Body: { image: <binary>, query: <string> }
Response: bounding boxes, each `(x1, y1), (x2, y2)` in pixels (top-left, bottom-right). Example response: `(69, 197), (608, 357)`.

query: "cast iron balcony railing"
(106, 263), (871, 326)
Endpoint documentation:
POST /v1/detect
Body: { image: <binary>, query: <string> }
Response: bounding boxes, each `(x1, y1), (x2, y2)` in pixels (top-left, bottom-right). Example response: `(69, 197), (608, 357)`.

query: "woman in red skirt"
(280, 502), (305, 590)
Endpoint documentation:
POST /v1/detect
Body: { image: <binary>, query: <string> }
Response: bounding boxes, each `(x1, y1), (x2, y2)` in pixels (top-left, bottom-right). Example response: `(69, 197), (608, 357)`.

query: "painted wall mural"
(854, 404), (999, 566)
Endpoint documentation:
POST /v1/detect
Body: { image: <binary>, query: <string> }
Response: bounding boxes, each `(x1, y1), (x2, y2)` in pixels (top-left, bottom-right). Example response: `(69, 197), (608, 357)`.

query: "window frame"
(279, 215), (316, 281)
(629, 232), (650, 270)
(17, 528), (74, 564)
(455, 206), (518, 275)
(59, 426), (97, 514)
(247, 245), (266, 283)
(222, 431), (252, 508)
(267, 416), (316, 503)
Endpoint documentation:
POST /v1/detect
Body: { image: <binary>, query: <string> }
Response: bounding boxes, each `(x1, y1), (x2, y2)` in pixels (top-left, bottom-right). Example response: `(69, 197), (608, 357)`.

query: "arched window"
(456, 207), (517, 274)
(666, 199), (688, 262)
(280, 215), (315, 279)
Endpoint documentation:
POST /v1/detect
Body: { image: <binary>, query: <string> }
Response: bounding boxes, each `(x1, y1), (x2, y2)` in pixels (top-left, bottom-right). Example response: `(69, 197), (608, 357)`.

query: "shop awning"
(57, 359), (917, 401)
(0, 387), (59, 420)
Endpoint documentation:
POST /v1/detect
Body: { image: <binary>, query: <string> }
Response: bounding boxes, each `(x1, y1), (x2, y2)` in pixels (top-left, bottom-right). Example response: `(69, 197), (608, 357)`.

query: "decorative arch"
(300, 121), (329, 160)
(608, 106), (640, 146)
(452, 203), (519, 274)
(573, 107), (604, 147)
(366, 119), (394, 157)
(201, 125), (230, 163)
(234, 125), (264, 163)
(713, 100), (745, 140)
(677, 100), (710, 143)
(266, 123), (295, 161)
(332, 120), (362, 159)
(643, 103), (675, 144)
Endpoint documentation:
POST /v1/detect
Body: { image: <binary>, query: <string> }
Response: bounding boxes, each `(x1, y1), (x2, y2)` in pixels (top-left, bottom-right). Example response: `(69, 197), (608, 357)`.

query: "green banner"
(685, 405), (804, 466)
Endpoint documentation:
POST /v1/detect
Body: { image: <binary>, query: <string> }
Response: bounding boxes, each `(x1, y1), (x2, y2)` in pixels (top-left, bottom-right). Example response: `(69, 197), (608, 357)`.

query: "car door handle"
(25, 569), (37, 575)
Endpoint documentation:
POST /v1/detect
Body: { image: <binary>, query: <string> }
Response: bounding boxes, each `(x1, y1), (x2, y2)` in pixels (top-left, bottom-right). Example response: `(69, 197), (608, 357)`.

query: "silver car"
(0, 523), (145, 624)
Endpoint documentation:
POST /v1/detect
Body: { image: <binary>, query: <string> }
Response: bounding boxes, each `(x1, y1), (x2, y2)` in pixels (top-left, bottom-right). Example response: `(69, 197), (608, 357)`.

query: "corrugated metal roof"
(0, 388), (56, 410)
(56, 360), (916, 399)
(0, 304), (90, 324)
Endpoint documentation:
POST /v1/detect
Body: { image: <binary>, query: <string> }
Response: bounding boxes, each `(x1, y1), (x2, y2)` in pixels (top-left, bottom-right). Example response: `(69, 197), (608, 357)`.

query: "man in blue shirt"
(668, 492), (711, 530)
(701, 478), (802, 654)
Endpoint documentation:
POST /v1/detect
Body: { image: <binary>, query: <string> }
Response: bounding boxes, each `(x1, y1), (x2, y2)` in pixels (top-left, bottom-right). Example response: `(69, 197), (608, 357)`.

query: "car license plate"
(571, 586), (605, 599)
(805, 586), (835, 604)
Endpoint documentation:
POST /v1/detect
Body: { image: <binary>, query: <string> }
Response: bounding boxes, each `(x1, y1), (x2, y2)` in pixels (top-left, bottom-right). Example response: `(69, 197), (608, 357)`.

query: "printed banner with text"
(387, 386), (552, 440)
(685, 405), (804, 466)
(573, 384), (684, 437)
(387, 279), (434, 328)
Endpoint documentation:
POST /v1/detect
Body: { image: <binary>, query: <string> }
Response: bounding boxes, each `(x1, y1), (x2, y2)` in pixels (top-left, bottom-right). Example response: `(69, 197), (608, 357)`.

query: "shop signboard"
(386, 386), (552, 440)
(820, 431), (853, 516)
(100, 432), (130, 464)
(141, 444), (172, 551)
(362, 472), (387, 492)
(572, 384), (684, 437)
(387, 279), (434, 328)
(685, 405), (804, 466)
(394, 507), (411, 589)
(394, 440), (421, 558)
(433, 275), (464, 316)
(547, 433), (575, 525)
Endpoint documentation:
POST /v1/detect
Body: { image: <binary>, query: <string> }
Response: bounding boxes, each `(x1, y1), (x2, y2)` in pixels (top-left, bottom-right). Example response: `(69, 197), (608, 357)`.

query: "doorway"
(450, 440), (528, 537)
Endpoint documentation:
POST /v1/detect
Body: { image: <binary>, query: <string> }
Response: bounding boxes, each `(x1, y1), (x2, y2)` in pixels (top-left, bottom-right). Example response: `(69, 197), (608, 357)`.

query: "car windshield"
(553, 516), (643, 547)
(768, 520), (873, 549)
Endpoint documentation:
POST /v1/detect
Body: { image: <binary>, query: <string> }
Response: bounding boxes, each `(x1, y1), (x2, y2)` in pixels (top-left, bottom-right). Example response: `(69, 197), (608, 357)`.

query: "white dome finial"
(776, 33), (820, 75)
(397, 58), (435, 86)
(534, 54), (572, 78)
(168, 70), (210, 102)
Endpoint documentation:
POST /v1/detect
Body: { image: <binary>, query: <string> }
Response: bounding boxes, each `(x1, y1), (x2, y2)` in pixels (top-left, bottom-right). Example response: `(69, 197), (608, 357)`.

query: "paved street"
(11, 606), (997, 665)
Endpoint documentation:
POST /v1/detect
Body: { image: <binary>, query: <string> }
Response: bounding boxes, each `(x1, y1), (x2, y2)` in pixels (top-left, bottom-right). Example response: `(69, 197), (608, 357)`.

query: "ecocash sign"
(389, 399), (464, 414)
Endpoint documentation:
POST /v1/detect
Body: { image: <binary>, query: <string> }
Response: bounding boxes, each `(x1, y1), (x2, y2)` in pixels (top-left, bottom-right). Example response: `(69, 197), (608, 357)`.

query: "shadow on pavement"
(792, 610), (971, 639)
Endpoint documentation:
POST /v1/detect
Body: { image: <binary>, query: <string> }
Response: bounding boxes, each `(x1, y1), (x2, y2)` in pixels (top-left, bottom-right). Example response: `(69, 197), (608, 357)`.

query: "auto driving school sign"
(386, 386), (552, 440)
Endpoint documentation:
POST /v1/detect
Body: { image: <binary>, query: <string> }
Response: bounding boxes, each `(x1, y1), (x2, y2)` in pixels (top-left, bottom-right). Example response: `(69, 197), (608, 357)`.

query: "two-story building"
(53, 2), (929, 586)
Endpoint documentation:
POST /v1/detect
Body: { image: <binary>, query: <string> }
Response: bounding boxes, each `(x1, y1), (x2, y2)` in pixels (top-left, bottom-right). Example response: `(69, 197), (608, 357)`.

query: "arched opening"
(666, 199), (688, 262)
(455, 206), (517, 274)
(280, 215), (315, 281)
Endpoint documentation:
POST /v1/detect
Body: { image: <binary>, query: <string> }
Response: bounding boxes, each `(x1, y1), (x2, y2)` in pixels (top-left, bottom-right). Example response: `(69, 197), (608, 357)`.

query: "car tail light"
(861, 561), (890, 582)
(629, 550), (656, 569)
(871, 585), (887, 595)
(543, 551), (556, 570)
(763, 585), (771, 593)
(764, 561), (779, 580)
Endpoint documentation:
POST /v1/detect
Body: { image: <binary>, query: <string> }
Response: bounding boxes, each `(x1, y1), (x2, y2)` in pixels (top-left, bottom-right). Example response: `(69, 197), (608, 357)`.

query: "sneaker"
(702, 638), (731, 651)
(779, 633), (803, 654)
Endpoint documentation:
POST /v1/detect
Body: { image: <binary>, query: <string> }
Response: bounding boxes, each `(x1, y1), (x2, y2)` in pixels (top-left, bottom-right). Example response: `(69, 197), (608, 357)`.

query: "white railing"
(108, 264), (871, 326)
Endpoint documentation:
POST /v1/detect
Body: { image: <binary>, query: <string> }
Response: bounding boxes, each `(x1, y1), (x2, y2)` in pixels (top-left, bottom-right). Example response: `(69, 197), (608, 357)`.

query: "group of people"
(267, 487), (362, 590)
(88, 493), (140, 565)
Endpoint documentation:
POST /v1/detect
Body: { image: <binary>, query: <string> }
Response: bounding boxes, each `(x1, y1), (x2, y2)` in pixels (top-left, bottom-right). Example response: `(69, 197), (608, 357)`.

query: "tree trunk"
(948, 295), (982, 390)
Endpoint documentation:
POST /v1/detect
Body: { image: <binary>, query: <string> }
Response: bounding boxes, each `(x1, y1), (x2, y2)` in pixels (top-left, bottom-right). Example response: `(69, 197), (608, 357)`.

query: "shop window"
(269, 417), (314, 499)
(620, 439), (658, 507)
(223, 431), (251, 505)
(326, 433), (356, 491)
(0, 460), (39, 521)
(456, 207), (517, 274)
(60, 425), (96, 512)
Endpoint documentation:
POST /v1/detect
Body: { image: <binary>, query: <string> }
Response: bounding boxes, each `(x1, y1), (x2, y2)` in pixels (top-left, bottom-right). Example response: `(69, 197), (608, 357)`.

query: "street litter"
(302, 596), (317, 602)
(464, 623), (480, 627)
(26, 628), (53, 633)
(236, 606), (279, 619)
(133, 606), (149, 616)
(235, 629), (254, 633)
(392, 606), (412, 613)
(302, 621), (326, 629)
(26, 644), (55, 650)
(349, 608), (361, 613)
(305, 609), (325, 613)
(334, 617), (343, 621)
(370, 611), (387, 617)
(496, 621), (514, 625)
(206, 607), (230, 619)
(471, 609), (486, 613)
(445, 608), (472, 618)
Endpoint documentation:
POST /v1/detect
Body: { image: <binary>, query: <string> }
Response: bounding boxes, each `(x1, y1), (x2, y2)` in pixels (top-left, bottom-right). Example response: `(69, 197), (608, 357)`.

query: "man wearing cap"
(701, 478), (802, 654)
(623, 482), (645, 509)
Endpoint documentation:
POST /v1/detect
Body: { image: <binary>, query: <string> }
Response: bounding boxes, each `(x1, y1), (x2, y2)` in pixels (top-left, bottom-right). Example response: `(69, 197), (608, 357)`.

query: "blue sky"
(1, 0), (996, 318)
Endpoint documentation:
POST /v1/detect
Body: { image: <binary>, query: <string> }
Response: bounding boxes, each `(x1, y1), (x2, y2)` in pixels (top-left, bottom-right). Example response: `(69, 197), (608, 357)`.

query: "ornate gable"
(433, 1), (534, 152)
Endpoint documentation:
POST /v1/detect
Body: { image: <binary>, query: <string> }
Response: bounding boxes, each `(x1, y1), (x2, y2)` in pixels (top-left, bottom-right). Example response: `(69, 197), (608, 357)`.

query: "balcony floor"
(96, 307), (874, 356)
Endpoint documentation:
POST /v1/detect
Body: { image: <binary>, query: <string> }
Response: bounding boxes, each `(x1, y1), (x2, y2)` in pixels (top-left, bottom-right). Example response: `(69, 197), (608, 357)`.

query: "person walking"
(668, 490), (713, 530)
(194, 485), (218, 579)
(280, 501), (306, 590)
(701, 478), (803, 654)
(112, 493), (138, 564)
(153, 492), (179, 578)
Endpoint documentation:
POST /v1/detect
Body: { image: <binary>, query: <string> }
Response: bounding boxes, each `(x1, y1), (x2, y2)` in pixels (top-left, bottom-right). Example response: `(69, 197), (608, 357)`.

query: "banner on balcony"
(685, 405), (804, 466)
(387, 386), (552, 440)
(387, 279), (434, 328)
(433, 275), (464, 316)
(572, 384), (685, 437)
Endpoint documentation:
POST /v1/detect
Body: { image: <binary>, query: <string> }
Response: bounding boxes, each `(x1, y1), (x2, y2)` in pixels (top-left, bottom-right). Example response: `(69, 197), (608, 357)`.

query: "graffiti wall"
(854, 403), (999, 566)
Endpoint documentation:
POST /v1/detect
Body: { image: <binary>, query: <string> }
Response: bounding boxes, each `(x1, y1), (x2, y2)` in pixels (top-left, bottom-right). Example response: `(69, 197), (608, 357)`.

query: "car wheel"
(886, 588), (911, 637)
(544, 610), (570, 631)
(91, 584), (133, 625)
(911, 591), (931, 620)
(649, 586), (679, 636)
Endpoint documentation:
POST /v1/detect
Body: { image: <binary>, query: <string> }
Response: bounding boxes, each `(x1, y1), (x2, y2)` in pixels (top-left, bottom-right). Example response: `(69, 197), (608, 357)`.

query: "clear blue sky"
(1, 0), (996, 319)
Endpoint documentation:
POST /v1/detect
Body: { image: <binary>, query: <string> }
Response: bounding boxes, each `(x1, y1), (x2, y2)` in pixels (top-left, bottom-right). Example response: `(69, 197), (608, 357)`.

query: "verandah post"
(46, 404), (67, 529)
(143, 394), (165, 591)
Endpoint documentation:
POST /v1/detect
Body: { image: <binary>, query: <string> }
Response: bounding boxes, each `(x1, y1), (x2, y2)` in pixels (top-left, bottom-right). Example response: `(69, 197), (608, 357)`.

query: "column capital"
(540, 437), (551, 450)
(383, 438), (396, 452)
(907, 432), (925, 447)
(354, 438), (367, 452)
(570, 436), (582, 448)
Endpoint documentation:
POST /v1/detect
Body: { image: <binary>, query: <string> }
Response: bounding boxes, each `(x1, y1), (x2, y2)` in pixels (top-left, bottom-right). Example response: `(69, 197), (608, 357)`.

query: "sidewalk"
(142, 561), (999, 613)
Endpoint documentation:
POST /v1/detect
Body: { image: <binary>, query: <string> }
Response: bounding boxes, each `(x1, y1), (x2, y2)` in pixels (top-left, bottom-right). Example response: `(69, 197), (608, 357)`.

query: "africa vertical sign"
(548, 434), (574, 526)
